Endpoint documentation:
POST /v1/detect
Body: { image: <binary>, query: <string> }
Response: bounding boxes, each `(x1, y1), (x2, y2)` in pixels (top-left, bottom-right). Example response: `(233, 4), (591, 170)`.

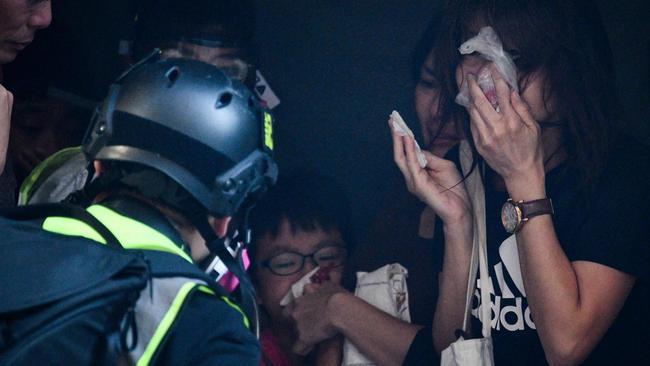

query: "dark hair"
(410, 13), (468, 151)
(248, 169), (355, 261)
(411, 14), (442, 84)
(432, 0), (620, 187)
(133, 0), (257, 61)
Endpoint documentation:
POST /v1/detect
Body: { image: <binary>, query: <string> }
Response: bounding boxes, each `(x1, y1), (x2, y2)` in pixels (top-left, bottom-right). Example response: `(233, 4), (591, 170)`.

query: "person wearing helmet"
(38, 56), (277, 365)
(18, 0), (275, 206)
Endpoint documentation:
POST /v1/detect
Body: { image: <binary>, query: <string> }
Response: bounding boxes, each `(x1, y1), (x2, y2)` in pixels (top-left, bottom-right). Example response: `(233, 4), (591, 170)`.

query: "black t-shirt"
(458, 139), (650, 365)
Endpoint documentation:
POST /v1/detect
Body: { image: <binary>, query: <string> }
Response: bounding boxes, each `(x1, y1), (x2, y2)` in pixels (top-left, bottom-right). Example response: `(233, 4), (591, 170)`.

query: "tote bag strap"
(459, 141), (492, 338)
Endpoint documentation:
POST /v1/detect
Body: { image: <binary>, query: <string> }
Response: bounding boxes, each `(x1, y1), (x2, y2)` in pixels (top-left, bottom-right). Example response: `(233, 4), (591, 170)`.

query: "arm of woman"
(328, 290), (423, 366)
(514, 214), (634, 365)
(288, 281), (423, 366)
(467, 67), (636, 365)
(390, 126), (474, 352)
(431, 221), (474, 352)
(313, 335), (343, 366)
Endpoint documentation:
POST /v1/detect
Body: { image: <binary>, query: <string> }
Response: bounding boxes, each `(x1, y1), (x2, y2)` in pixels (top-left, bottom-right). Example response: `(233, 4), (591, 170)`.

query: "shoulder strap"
(0, 203), (123, 249)
(459, 141), (492, 338)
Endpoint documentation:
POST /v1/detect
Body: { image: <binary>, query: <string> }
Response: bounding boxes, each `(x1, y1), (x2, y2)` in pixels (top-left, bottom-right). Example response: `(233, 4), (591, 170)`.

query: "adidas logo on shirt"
(471, 235), (537, 331)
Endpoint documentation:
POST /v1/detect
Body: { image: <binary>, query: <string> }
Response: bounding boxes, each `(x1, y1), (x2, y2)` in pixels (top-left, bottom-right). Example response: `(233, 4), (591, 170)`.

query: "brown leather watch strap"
(519, 198), (554, 220)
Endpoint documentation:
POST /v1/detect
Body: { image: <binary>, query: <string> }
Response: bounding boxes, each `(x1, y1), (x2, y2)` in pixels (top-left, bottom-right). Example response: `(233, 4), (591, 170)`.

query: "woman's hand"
(391, 124), (471, 225)
(285, 281), (346, 355)
(0, 84), (13, 173)
(466, 65), (545, 198)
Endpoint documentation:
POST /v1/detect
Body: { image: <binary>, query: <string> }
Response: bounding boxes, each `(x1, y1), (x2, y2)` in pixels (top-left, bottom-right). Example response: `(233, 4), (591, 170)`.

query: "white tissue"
(389, 111), (427, 168)
(279, 266), (321, 306)
(455, 26), (519, 110)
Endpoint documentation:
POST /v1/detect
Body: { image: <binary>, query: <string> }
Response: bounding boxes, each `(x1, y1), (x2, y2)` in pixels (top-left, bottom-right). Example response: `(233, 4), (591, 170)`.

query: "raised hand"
(390, 121), (471, 225)
(284, 281), (346, 355)
(466, 64), (545, 195)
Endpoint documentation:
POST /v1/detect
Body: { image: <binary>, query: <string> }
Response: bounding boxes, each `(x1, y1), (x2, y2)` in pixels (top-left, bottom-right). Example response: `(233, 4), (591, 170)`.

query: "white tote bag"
(342, 263), (411, 366)
(441, 141), (494, 366)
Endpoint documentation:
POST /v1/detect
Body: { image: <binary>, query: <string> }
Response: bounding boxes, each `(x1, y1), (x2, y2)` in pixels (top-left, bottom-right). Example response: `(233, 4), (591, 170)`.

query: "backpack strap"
(0, 203), (123, 249)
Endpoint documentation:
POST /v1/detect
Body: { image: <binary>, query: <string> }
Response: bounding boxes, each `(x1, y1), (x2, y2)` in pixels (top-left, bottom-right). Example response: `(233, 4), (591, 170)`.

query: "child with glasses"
(249, 169), (354, 366)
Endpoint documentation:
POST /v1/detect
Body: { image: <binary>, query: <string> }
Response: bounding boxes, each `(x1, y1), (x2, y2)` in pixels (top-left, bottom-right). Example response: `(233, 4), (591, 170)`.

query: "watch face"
(501, 201), (521, 233)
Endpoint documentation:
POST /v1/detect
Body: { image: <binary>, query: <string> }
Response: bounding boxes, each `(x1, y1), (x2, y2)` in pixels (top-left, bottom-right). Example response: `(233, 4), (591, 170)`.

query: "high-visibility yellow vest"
(43, 204), (249, 365)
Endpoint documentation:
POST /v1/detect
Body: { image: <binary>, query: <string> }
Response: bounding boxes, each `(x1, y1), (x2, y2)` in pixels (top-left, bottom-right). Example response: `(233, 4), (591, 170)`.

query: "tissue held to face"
(456, 48), (556, 123)
(254, 218), (346, 325)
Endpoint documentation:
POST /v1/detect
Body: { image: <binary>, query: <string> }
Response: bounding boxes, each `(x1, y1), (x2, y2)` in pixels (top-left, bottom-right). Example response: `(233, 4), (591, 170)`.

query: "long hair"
(432, 0), (620, 187)
(411, 13), (468, 152)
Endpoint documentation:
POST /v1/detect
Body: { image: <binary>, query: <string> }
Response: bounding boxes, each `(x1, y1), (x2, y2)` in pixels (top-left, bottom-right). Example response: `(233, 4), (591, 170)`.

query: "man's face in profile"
(0, 0), (52, 64)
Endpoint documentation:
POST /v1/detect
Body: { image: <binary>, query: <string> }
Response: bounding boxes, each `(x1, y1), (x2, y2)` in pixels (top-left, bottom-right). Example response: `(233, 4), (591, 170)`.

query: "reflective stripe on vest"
(133, 279), (200, 365)
(43, 204), (193, 263)
(133, 281), (250, 366)
(42, 205), (250, 364)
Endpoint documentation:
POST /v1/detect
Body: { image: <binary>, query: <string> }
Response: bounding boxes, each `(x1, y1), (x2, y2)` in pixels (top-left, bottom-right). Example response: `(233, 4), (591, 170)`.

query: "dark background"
(10, 0), (650, 241)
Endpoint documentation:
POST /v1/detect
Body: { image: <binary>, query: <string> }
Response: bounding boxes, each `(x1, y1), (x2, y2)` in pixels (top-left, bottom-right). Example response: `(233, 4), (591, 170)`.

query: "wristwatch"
(501, 198), (554, 234)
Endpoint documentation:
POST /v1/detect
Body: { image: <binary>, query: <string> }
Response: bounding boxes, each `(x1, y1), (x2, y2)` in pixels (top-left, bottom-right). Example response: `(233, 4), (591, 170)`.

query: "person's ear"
(208, 216), (232, 238)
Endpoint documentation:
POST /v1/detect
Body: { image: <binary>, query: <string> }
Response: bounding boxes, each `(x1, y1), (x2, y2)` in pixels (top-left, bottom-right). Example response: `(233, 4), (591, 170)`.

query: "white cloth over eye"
(342, 263), (411, 366)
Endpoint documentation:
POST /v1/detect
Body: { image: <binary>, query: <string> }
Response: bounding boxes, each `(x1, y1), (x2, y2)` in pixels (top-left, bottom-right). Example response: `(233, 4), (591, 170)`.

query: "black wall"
(253, 1), (440, 240)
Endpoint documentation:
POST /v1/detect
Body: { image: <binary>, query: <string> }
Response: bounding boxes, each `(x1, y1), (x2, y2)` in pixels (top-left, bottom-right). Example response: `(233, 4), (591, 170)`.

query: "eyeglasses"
(259, 245), (347, 276)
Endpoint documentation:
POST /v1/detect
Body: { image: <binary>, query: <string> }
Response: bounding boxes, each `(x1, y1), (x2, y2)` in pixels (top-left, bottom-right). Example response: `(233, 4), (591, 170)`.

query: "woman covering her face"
(391, 0), (650, 364)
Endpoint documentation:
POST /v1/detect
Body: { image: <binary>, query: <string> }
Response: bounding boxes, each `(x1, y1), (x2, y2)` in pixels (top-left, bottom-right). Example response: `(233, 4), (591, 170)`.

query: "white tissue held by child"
(389, 111), (428, 168)
(278, 262), (412, 366)
(279, 266), (322, 306)
(455, 26), (519, 111)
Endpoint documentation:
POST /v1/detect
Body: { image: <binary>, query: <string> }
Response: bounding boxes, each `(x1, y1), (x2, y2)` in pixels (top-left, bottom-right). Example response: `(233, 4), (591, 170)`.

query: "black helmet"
(83, 55), (277, 218)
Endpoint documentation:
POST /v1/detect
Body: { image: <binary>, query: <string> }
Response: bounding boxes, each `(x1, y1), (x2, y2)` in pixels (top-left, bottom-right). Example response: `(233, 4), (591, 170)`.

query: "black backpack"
(0, 203), (239, 365)
(0, 204), (150, 365)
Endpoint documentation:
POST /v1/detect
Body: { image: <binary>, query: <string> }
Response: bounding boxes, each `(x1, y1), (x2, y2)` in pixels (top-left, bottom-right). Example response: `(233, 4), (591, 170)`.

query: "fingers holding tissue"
(389, 111), (427, 168)
(389, 110), (472, 225)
